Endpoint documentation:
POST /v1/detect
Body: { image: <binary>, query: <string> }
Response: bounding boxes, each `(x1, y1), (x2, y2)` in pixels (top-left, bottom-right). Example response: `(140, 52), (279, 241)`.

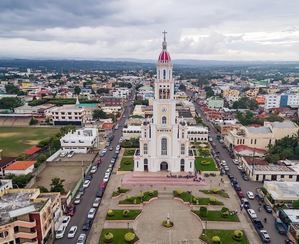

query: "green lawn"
(192, 210), (239, 222)
(0, 127), (59, 156)
(199, 189), (230, 198)
(106, 209), (141, 220)
(195, 157), (218, 171)
(112, 188), (130, 197)
(173, 190), (223, 205)
(119, 190), (158, 204)
(123, 148), (136, 157)
(119, 157), (134, 171)
(200, 229), (249, 244)
(99, 229), (138, 244)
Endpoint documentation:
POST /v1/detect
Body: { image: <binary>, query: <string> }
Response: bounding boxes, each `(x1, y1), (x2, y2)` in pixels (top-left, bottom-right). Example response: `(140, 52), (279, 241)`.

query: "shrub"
(104, 232), (114, 243)
(221, 211), (229, 218)
(232, 230), (243, 241)
(201, 160), (211, 165)
(199, 207), (208, 217)
(221, 207), (229, 213)
(175, 189), (183, 195)
(107, 210), (114, 217)
(212, 188), (219, 194)
(124, 232), (136, 243)
(212, 235), (221, 244)
(123, 210), (130, 217)
(209, 197), (217, 203)
(148, 190), (154, 196)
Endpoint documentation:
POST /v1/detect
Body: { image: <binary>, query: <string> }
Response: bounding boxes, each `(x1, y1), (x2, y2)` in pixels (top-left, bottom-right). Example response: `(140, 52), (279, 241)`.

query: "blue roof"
(75, 103), (97, 108)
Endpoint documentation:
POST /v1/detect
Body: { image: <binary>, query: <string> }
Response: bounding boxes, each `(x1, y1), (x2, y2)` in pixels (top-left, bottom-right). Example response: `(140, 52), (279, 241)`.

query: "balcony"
(14, 220), (36, 228)
(15, 231), (37, 239)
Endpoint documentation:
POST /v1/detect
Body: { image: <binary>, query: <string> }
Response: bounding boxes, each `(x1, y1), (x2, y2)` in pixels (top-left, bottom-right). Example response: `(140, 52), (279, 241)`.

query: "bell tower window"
(162, 116), (167, 125)
(161, 138), (167, 155)
(163, 69), (166, 79)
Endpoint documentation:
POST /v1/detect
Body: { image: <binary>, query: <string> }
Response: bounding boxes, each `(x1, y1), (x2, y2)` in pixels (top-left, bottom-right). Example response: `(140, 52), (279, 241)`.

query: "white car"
(237, 165), (244, 170)
(55, 225), (66, 239)
(67, 226), (77, 238)
(67, 151), (75, 158)
(77, 234), (86, 244)
(83, 180), (90, 188)
(246, 191), (255, 199)
(106, 168), (111, 174)
(60, 151), (67, 157)
(224, 166), (229, 171)
(247, 209), (257, 219)
(87, 208), (96, 219)
(259, 229), (271, 242)
(93, 197), (101, 208)
(103, 174), (110, 182)
(61, 216), (71, 228)
(233, 159), (239, 165)
(221, 160), (227, 166)
(90, 166), (97, 174)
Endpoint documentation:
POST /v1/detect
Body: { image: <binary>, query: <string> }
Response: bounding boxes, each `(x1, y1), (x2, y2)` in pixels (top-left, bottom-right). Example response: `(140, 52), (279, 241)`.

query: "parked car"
(82, 219), (92, 231)
(224, 166), (230, 171)
(275, 220), (287, 235)
(110, 158), (116, 164)
(259, 229), (271, 243)
(237, 191), (245, 198)
(55, 225), (66, 239)
(241, 198), (250, 209)
(263, 204), (272, 213)
(87, 208), (96, 219)
(77, 233), (86, 244)
(66, 204), (76, 216)
(93, 197), (101, 208)
(61, 216), (71, 228)
(242, 174), (249, 181)
(67, 151), (75, 158)
(79, 187), (85, 195)
(85, 174), (92, 181)
(103, 174), (110, 182)
(67, 226), (78, 238)
(90, 166), (97, 174)
(247, 209), (257, 219)
(233, 159), (239, 165)
(74, 193), (82, 205)
(60, 151), (67, 157)
(237, 165), (244, 170)
(83, 180), (91, 188)
(253, 219), (264, 230)
(234, 184), (241, 192)
(109, 146), (113, 151)
(106, 168), (112, 174)
(96, 189), (104, 198)
(247, 191), (255, 199)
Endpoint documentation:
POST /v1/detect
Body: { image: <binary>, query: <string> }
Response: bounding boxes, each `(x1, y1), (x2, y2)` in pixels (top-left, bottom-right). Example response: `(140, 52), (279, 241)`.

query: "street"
(189, 92), (286, 244)
(55, 97), (133, 244)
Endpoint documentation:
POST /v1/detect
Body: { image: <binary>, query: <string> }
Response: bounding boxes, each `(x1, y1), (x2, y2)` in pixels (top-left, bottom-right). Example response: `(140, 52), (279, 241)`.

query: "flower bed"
(112, 187), (130, 197)
(119, 157), (134, 171)
(200, 229), (249, 244)
(99, 228), (138, 244)
(199, 189), (229, 198)
(106, 209), (141, 220)
(173, 190), (223, 205)
(119, 190), (158, 205)
(195, 157), (218, 171)
(192, 209), (239, 222)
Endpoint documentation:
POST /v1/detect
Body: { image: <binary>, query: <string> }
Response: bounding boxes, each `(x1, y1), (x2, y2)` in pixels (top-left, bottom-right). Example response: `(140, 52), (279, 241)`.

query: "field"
(0, 127), (59, 156)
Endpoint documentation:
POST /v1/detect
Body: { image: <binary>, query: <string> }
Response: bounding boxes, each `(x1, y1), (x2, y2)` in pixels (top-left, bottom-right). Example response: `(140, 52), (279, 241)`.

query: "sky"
(0, 0), (299, 61)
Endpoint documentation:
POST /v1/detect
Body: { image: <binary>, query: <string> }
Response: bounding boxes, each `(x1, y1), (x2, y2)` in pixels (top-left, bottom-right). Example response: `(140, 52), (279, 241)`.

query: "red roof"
(242, 156), (268, 165)
(24, 146), (41, 155)
(234, 145), (266, 154)
(158, 50), (171, 62)
(101, 123), (114, 130)
(5, 161), (35, 171)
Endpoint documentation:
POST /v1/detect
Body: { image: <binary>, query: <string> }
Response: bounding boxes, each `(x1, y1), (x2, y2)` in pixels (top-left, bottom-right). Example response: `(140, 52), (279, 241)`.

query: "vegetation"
(236, 111), (263, 126)
(5, 84), (26, 95)
(123, 149), (136, 156)
(119, 190), (158, 204)
(50, 177), (65, 193)
(200, 229), (249, 244)
(99, 229), (138, 244)
(266, 134), (299, 163)
(121, 138), (139, 148)
(93, 109), (108, 120)
(105, 209), (141, 220)
(232, 97), (258, 110)
(133, 99), (149, 106)
(193, 208), (239, 222)
(199, 188), (229, 198)
(162, 220), (174, 228)
(119, 157), (134, 171)
(0, 97), (23, 109)
(195, 157), (218, 171)
(74, 86), (81, 95)
(29, 117), (38, 125)
(204, 86), (214, 98)
(173, 190), (223, 205)
(112, 187), (130, 197)
(7, 174), (33, 188)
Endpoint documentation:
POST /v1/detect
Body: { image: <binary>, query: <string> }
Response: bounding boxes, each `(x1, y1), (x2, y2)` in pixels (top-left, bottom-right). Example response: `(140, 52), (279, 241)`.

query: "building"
(133, 33), (195, 172)
(223, 89), (240, 102)
(277, 209), (299, 242)
(264, 181), (299, 204)
(187, 126), (209, 142)
(101, 96), (123, 106)
(0, 189), (62, 244)
(264, 94), (281, 109)
(0, 179), (12, 196)
(47, 105), (86, 126)
(112, 88), (130, 98)
(264, 93), (299, 109)
(207, 96), (224, 109)
(225, 121), (299, 152)
(4, 161), (36, 176)
(122, 126), (141, 140)
(60, 127), (99, 153)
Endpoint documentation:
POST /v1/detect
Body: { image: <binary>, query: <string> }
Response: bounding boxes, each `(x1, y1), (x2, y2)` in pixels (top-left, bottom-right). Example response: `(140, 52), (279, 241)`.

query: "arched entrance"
(160, 161), (168, 171)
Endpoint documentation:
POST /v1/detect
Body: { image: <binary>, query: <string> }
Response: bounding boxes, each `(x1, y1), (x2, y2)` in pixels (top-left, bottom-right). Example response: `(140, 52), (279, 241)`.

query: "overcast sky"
(0, 0), (299, 61)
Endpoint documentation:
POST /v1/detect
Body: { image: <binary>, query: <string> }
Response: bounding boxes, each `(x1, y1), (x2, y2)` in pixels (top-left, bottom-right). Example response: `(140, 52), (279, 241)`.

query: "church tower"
(134, 32), (195, 172)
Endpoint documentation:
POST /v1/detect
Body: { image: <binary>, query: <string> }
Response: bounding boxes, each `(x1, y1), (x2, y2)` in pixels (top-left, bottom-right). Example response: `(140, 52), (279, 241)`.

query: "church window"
(144, 143), (148, 155)
(163, 69), (166, 79)
(162, 116), (167, 125)
(182, 131), (184, 138)
(161, 138), (167, 155)
(181, 144), (185, 155)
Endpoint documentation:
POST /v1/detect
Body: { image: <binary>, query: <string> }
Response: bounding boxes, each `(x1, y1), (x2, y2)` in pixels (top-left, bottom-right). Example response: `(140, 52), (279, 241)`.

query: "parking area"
(57, 153), (97, 163)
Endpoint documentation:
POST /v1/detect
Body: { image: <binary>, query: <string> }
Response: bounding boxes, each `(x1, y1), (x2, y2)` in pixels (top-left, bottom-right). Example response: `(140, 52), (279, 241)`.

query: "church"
(133, 33), (195, 173)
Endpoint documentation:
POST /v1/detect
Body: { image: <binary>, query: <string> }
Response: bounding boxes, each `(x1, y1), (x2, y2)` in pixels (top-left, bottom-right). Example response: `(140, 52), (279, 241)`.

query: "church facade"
(134, 33), (195, 172)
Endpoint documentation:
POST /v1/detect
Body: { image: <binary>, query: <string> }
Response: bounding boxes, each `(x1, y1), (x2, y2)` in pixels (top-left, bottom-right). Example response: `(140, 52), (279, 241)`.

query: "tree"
(204, 86), (214, 98)
(97, 88), (110, 94)
(232, 97), (258, 110)
(179, 84), (186, 91)
(50, 177), (65, 193)
(7, 174), (33, 188)
(38, 186), (49, 193)
(5, 84), (25, 95)
(0, 97), (23, 109)
(29, 117), (38, 125)
(92, 109), (108, 120)
(74, 86), (81, 95)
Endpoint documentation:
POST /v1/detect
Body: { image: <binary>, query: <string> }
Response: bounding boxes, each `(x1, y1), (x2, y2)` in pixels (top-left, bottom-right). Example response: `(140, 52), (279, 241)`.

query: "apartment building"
(112, 88), (130, 98)
(222, 89), (240, 102)
(225, 121), (299, 152)
(47, 105), (86, 126)
(0, 189), (62, 244)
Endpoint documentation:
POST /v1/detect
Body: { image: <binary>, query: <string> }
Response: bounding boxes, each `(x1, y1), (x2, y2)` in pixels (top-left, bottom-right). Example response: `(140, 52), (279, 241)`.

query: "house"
(223, 89), (240, 102)
(0, 179), (12, 196)
(4, 161), (36, 175)
(60, 127), (99, 153)
(24, 146), (41, 156)
(0, 154), (16, 175)
(264, 181), (299, 204)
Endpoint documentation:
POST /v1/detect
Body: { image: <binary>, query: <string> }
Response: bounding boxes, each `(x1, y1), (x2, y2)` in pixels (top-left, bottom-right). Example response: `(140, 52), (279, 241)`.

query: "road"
(55, 95), (134, 244)
(188, 92), (286, 244)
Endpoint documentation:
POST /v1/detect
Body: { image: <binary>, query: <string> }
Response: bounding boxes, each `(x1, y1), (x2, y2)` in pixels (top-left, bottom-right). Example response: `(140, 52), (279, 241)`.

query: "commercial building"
(224, 121), (299, 152)
(47, 105), (86, 126)
(0, 189), (62, 244)
(264, 93), (299, 109)
(60, 127), (99, 153)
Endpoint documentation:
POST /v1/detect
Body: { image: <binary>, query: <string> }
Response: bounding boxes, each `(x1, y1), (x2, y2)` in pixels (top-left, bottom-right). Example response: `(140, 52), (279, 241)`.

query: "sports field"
(0, 127), (59, 157)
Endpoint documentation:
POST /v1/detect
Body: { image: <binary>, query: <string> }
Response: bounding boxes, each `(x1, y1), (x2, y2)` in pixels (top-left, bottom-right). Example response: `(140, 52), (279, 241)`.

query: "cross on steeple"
(162, 30), (167, 42)
(162, 30), (167, 50)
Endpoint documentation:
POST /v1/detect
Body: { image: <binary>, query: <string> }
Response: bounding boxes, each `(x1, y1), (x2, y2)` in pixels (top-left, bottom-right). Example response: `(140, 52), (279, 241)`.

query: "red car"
(66, 204), (76, 216)
(237, 191), (245, 199)
(100, 182), (107, 190)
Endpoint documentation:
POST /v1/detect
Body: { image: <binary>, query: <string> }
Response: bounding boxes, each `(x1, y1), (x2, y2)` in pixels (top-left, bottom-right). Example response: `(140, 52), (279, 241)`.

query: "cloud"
(0, 0), (299, 60)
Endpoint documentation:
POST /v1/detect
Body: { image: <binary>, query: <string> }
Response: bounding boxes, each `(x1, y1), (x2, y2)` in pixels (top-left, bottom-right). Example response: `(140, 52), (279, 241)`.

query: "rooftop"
(5, 161), (35, 171)
(24, 146), (41, 156)
(264, 181), (299, 201)
(247, 126), (271, 134)
(271, 121), (297, 129)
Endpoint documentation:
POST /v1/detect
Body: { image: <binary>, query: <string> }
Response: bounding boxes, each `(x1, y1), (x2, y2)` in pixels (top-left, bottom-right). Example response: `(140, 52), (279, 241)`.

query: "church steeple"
(162, 30), (167, 50)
